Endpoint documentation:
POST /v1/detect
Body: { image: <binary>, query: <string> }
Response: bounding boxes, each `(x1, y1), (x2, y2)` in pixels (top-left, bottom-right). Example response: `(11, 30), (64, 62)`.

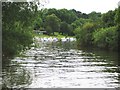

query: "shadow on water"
(2, 58), (32, 89)
(78, 46), (120, 85)
(78, 46), (119, 69)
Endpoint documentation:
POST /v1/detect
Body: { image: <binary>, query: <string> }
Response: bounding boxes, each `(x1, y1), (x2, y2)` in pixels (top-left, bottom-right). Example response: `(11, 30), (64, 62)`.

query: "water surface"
(2, 39), (120, 88)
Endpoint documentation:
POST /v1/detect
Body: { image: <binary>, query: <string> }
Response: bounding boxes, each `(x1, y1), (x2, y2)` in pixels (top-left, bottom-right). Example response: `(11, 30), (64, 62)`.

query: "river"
(2, 38), (120, 88)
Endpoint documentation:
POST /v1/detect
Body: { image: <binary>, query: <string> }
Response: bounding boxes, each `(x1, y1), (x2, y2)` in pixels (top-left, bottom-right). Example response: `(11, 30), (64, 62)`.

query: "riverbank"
(33, 32), (76, 43)
(34, 32), (74, 39)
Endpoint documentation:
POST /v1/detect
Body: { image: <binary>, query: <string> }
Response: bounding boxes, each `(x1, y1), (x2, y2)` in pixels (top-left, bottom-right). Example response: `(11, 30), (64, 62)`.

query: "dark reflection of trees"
(78, 46), (120, 86)
(78, 46), (119, 65)
(2, 60), (32, 89)
(117, 55), (120, 86)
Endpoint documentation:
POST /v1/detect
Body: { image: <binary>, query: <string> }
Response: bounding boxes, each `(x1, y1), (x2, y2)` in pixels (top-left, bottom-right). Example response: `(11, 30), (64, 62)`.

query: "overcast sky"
(42, 0), (120, 14)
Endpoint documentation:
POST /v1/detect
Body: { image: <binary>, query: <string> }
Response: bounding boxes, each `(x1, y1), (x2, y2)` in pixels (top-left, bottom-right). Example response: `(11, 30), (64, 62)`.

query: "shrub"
(74, 22), (97, 46)
(93, 26), (118, 50)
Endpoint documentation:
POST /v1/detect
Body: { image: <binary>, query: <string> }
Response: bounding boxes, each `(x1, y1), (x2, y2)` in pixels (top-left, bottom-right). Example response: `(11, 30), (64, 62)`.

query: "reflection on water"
(2, 38), (120, 88)
(2, 62), (32, 89)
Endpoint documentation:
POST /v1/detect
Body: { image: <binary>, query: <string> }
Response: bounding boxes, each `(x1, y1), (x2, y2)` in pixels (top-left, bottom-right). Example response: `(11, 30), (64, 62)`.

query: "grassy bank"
(34, 32), (74, 40)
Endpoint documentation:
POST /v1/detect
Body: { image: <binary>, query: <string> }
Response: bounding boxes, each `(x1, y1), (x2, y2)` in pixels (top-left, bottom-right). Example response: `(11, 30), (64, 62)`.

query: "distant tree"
(44, 14), (61, 34)
(71, 18), (92, 29)
(60, 22), (68, 35)
(88, 11), (102, 22)
(57, 9), (78, 24)
(115, 6), (120, 50)
(45, 26), (52, 34)
(115, 7), (120, 25)
(75, 22), (97, 46)
(46, 8), (58, 16)
(60, 21), (73, 35)
(93, 27), (118, 50)
(34, 17), (42, 30)
(70, 9), (89, 19)
(102, 10), (116, 27)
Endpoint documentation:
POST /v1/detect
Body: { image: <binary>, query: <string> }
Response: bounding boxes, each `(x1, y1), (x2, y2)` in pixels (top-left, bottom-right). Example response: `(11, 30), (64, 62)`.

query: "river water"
(2, 38), (120, 88)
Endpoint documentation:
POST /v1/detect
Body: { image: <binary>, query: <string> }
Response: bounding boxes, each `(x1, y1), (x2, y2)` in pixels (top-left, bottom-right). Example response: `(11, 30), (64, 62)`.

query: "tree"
(102, 10), (116, 27)
(115, 6), (120, 50)
(60, 21), (73, 35)
(44, 14), (61, 34)
(115, 7), (120, 25)
(34, 17), (42, 30)
(71, 18), (92, 30)
(93, 27), (118, 50)
(2, 2), (38, 59)
(88, 11), (101, 22)
(56, 9), (78, 24)
(70, 9), (89, 19)
(75, 22), (97, 46)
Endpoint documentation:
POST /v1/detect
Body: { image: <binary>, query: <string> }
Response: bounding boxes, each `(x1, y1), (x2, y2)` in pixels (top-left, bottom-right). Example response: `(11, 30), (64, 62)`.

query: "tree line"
(2, 2), (120, 59)
(34, 8), (92, 36)
(74, 8), (120, 51)
(34, 7), (119, 51)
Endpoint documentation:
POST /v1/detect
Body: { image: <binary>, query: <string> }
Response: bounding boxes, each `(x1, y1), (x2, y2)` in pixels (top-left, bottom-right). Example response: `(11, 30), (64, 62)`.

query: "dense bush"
(3, 22), (33, 59)
(74, 22), (97, 46)
(2, 2), (37, 59)
(93, 27), (118, 50)
(44, 14), (61, 35)
(102, 10), (116, 27)
(73, 7), (119, 51)
(60, 21), (73, 35)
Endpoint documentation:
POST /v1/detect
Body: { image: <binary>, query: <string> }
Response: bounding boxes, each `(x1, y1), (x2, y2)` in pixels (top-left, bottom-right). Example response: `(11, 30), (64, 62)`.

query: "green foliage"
(55, 9), (78, 24)
(93, 27), (118, 50)
(33, 7), (120, 51)
(88, 11), (102, 22)
(70, 9), (89, 19)
(73, 8), (118, 51)
(33, 7), (119, 51)
(75, 22), (97, 46)
(44, 14), (61, 34)
(71, 18), (92, 29)
(44, 8), (78, 24)
(2, 2), (37, 59)
(102, 10), (116, 27)
(115, 7), (120, 25)
(60, 21), (73, 35)
(34, 17), (42, 30)
(115, 7), (120, 49)
(45, 26), (52, 34)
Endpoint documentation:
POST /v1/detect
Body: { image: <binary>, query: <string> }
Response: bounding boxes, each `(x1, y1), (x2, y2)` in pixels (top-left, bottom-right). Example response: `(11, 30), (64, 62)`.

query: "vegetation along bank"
(2, 2), (120, 59)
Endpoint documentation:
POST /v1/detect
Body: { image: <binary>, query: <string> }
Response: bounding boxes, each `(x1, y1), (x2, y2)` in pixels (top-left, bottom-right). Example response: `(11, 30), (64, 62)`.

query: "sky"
(41, 0), (120, 14)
